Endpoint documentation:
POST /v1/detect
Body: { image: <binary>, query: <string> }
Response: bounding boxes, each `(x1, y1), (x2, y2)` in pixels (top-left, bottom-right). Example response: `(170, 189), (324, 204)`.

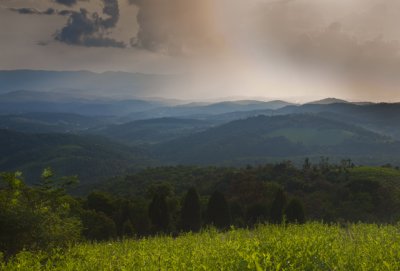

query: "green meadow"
(2, 223), (399, 271)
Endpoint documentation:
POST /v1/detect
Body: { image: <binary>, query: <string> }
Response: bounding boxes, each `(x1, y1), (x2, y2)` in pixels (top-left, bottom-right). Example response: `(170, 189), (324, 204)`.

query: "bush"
(0, 170), (81, 256)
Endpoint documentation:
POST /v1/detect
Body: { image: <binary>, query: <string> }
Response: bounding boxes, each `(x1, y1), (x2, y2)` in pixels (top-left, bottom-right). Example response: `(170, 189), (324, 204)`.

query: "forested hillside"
(0, 129), (152, 184)
(153, 114), (400, 165)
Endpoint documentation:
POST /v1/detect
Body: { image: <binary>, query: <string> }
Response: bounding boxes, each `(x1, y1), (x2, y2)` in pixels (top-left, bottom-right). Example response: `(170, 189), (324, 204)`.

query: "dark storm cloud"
(7, 0), (124, 48)
(55, 0), (125, 48)
(102, 0), (119, 28)
(55, 6), (125, 48)
(54, 0), (78, 7)
(9, 7), (75, 16)
(128, 0), (222, 55)
(58, 10), (74, 16)
(9, 7), (55, 15)
(9, 7), (39, 14)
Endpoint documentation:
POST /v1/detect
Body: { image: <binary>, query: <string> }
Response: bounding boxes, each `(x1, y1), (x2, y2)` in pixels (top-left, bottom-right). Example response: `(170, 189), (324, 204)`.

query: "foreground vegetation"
(2, 160), (400, 255)
(1, 223), (399, 270)
(1, 161), (400, 269)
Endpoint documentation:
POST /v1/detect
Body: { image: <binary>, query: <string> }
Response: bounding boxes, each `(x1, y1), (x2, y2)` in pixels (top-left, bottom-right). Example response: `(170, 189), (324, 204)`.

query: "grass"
(2, 223), (400, 270)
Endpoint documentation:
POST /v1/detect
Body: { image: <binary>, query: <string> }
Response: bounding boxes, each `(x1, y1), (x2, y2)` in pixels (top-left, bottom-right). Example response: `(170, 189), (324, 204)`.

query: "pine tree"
(246, 203), (269, 226)
(122, 219), (135, 237)
(207, 191), (231, 229)
(148, 194), (170, 233)
(270, 189), (287, 224)
(181, 188), (202, 232)
(286, 199), (305, 224)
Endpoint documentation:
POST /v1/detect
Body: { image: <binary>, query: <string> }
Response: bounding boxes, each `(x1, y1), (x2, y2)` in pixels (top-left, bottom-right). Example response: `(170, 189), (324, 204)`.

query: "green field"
(2, 223), (399, 271)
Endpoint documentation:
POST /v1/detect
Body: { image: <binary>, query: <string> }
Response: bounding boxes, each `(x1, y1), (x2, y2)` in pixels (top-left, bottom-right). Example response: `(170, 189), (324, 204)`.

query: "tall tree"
(86, 192), (115, 217)
(286, 199), (305, 224)
(181, 188), (202, 232)
(270, 189), (287, 224)
(207, 191), (231, 229)
(148, 193), (170, 233)
(246, 203), (269, 226)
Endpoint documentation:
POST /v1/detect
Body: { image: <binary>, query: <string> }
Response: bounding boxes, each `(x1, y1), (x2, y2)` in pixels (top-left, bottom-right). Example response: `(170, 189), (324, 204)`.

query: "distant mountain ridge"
(96, 117), (215, 145)
(0, 112), (111, 133)
(307, 98), (350, 105)
(0, 90), (164, 116)
(306, 98), (374, 106)
(0, 70), (175, 98)
(0, 89), (294, 118)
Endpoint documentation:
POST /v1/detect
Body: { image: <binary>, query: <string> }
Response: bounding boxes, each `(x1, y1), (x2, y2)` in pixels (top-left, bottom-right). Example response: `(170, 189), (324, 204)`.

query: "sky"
(1, 0), (400, 102)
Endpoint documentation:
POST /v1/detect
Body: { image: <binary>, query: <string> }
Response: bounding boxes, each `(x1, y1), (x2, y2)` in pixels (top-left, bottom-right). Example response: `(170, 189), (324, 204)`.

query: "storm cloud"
(102, 0), (119, 28)
(129, 0), (223, 55)
(55, 0), (125, 48)
(55, 10), (125, 47)
(54, 0), (78, 7)
(9, 7), (72, 16)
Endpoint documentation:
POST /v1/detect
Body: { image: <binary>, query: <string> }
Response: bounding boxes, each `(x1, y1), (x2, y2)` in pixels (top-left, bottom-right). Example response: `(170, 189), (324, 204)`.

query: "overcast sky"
(2, 0), (400, 101)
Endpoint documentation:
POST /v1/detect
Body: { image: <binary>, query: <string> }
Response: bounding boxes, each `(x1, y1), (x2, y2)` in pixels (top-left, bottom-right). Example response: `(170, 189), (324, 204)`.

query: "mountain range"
(2, 70), (400, 186)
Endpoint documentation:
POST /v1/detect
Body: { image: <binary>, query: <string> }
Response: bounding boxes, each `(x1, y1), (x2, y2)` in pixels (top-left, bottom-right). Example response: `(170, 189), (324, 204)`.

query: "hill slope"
(0, 90), (163, 116)
(0, 129), (151, 184)
(153, 114), (400, 165)
(0, 112), (111, 133)
(96, 118), (214, 145)
(277, 103), (400, 139)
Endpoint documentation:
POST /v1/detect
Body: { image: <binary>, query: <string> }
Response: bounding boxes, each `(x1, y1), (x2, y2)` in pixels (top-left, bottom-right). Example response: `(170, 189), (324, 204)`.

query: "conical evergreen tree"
(148, 193), (170, 232)
(286, 199), (305, 224)
(122, 219), (135, 237)
(181, 188), (202, 232)
(207, 191), (231, 229)
(270, 189), (287, 224)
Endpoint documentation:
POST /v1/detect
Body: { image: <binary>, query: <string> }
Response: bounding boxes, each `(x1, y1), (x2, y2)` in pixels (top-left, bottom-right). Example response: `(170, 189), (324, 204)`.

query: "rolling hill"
(0, 112), (111, 133)
(152, 114), (400, 165)
(0, 129), (152, 185)
(96, 118), (215, 145)
(0, 90), (164, 116)
(123, 100), (293, 120)
(277, 103), (400, 139)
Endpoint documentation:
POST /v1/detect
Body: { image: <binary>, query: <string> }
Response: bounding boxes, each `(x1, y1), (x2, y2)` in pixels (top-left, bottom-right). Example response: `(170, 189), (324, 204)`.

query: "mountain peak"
(306, 98), (349, 105)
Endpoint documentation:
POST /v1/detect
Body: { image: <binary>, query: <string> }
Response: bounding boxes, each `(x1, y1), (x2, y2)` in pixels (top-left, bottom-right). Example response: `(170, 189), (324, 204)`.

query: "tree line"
(0, 168), (304, 256)
(2, 157), (400, 256)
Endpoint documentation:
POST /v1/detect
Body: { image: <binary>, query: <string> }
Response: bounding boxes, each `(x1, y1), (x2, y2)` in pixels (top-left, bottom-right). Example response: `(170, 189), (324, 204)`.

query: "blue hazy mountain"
(123, 100), (293, 120)
(276, 102), (400, 139)
(0, 90), (164, 116)
(0, 70), (175, 98)
(96, 118), (215, 145)
(0, 112), (110, 133)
